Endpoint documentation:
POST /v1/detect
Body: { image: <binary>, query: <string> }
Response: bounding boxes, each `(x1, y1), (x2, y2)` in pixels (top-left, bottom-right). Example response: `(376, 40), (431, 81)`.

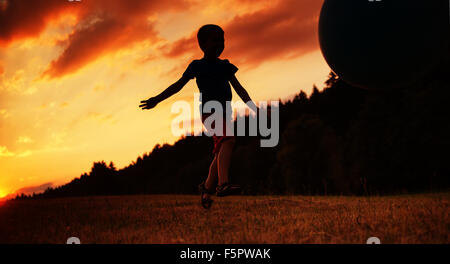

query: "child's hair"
(197, 24), (224, 47)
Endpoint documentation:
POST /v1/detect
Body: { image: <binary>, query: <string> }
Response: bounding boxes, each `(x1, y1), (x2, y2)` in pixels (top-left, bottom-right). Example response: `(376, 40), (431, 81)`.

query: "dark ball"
(318, 0), (448, 90)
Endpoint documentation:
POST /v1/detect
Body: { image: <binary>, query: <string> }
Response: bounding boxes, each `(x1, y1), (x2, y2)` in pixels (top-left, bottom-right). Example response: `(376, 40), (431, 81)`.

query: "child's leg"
(205, 154), (218, 191)
(200, 155), (218, 209)
(217, 137), (235, 186)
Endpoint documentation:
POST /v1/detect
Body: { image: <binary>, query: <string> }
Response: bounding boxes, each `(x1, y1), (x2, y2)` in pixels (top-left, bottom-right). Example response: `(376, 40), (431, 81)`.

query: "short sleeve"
(182, 61), (197, 79)
(223, 59), (238, 78)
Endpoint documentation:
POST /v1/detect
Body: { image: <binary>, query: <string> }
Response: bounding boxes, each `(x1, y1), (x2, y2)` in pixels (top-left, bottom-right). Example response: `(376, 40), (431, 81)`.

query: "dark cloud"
(42, 16), (159, 78)
(41, 0), (190, 78)
(165, 0), (323, 67)
(1, 0), (323, 78)
(0, 0), (190, 78)
(0, 0), (77, 45)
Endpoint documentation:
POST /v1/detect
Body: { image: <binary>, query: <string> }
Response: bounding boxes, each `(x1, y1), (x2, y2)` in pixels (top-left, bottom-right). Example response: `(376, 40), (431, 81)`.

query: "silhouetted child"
(139, 24), (259, 209)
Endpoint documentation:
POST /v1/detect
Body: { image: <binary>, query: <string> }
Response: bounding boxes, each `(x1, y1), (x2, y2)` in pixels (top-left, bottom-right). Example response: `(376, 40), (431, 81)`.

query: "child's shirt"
(183, 58), (238, 107)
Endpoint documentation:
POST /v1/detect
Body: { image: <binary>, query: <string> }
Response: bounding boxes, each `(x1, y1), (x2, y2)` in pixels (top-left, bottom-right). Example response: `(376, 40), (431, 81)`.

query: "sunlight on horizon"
(0, 188), (8, 198)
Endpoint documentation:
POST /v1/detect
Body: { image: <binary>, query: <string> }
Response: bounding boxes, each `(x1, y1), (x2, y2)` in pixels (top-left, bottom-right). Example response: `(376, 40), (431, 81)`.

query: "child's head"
(197, 24), (224, 58)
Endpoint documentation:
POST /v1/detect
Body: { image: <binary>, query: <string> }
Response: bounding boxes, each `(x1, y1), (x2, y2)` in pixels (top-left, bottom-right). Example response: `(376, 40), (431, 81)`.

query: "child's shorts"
(201, 113), (235, 154)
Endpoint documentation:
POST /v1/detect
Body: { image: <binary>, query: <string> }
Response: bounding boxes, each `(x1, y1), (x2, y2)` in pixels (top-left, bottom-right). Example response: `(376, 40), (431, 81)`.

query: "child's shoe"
(216, 183), (242, 197)
(198, 181), (215, 209)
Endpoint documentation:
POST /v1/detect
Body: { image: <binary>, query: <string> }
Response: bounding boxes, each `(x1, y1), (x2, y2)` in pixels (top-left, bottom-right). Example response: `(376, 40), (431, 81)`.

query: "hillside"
(17, 57), (450, 199)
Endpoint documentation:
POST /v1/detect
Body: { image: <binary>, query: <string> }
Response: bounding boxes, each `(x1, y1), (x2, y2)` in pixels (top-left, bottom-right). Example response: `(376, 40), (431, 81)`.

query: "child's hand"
(139, 97), (159, 110)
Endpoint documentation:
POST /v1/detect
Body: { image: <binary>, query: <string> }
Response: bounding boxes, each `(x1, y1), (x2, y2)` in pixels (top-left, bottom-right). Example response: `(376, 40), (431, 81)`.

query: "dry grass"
(0, 193), (448, 244)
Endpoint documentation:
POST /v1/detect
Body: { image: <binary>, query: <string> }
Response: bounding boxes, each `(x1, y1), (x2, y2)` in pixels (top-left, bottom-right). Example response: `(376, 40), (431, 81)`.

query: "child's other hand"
(139, 97), (159, 110)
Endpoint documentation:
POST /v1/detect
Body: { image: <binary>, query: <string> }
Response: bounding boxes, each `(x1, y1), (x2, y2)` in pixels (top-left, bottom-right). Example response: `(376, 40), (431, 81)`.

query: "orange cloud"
(1, 0), (190, 79)
(164, 0), (323, 67)
(41, 0), (191, 79)
(0, 0), (79, 45)
(0, 64), (3, 75)
(42, 17), (160, 78)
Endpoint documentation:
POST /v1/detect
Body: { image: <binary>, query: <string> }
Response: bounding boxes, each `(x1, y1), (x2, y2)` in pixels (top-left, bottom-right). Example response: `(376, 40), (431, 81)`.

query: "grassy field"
(0, 193), (448, 244)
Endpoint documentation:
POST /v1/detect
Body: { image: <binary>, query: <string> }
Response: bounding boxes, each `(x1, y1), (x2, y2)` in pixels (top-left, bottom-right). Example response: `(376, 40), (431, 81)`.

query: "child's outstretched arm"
(229, 75), (259, 114)
(139, 76), (190, 110)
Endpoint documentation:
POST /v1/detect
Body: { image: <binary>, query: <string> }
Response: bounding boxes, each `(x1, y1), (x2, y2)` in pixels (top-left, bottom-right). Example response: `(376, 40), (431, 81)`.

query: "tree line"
(18, 54), (450, 198)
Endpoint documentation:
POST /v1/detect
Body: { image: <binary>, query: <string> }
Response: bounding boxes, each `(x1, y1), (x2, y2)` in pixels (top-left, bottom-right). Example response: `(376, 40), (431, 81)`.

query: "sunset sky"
(0, 0), (330, 198)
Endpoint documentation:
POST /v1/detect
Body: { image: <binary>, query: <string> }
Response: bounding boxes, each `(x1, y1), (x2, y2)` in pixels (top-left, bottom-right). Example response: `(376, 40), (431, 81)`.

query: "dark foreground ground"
(0, 193), (448, 243)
